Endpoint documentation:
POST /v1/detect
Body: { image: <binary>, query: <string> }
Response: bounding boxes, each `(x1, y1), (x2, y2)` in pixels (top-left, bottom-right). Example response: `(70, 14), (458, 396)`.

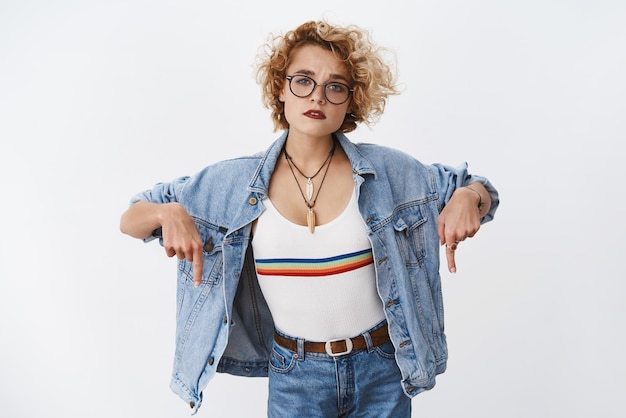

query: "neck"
(284, 133), (335, 173)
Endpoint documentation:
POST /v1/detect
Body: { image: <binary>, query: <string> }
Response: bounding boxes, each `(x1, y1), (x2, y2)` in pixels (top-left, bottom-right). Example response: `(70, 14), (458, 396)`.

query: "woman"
(120, 20), (499, 417)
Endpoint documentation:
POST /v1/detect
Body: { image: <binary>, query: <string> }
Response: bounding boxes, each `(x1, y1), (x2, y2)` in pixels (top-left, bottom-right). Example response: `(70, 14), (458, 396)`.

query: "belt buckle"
(325, 337), (353, 357)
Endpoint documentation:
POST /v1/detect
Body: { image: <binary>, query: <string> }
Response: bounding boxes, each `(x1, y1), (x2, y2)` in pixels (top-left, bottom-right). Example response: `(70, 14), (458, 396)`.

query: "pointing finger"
(192, 246), (203, 287)
(446, 243), (457, 274)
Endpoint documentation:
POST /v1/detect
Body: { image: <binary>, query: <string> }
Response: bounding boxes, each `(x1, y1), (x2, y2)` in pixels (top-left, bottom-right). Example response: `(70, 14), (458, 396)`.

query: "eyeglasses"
(286, 74), (353, 105)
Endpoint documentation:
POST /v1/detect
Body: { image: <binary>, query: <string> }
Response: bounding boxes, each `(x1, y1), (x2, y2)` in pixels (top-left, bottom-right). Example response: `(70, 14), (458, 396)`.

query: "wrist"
(463, 185), (484, 211)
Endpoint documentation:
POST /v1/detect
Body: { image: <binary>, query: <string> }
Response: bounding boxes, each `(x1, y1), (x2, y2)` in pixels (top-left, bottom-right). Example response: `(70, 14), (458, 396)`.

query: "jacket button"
(204, 236), (214, 252)
(208, 357), (215, 365)
(249, 197), (258, 205)
(189, 402), (195, 409)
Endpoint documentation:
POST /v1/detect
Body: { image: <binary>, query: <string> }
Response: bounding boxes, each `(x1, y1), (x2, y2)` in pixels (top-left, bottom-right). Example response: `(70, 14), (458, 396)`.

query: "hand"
(437, 187), (482, 273)
(161, 203), (204, 286)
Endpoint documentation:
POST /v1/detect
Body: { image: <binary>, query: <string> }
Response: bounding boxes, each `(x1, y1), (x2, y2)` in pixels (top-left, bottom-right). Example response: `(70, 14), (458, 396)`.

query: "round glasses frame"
(286, 74), (353, 105)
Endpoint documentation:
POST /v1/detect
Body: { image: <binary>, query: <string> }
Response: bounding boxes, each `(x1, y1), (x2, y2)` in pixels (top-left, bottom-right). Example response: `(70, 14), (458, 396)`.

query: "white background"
(1, 1), (624, 417)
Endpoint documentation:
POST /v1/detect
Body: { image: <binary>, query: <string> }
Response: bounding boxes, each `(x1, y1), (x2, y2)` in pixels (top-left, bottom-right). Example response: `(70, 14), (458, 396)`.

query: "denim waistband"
(274, 320), (390, 357)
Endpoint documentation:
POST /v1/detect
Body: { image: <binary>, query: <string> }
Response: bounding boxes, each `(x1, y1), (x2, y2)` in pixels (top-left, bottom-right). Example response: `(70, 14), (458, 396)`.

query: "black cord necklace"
(283, 140), (336, 233)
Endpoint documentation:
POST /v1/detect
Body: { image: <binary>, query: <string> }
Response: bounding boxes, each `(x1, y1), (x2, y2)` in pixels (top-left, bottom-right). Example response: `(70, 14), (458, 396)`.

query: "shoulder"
(356, 142), (412, 158)
(193, 153), (263, 180)
(353, 142), (430, 173)
(173, 154), (261, 203)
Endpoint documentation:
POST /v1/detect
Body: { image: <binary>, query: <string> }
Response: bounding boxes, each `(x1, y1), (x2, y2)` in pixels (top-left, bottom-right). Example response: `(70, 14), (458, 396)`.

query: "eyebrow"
(293, 69), (350, 83)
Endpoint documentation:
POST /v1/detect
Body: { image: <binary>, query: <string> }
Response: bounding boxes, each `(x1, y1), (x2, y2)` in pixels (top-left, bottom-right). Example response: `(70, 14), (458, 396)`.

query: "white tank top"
(252, 188), (386, 341)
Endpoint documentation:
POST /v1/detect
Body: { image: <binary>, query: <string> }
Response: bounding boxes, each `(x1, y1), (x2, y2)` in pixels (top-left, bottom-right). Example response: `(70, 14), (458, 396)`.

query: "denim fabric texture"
(268, 321), (411, 417)
(130, 131), (499, 413)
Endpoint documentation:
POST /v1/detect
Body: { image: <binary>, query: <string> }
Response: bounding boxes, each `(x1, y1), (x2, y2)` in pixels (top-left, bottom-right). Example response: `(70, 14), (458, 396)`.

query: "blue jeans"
(267, 322), (411, 417)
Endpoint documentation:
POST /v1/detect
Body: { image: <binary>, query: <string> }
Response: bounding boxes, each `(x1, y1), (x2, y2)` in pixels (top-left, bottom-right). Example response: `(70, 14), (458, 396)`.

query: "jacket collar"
(335, 132), (377, 179)
(247, 130), (378, 197)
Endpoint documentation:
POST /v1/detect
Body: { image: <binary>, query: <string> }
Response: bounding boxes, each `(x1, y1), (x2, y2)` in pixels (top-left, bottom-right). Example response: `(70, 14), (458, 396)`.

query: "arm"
(437, 182), (492, 273)
(120, 201), (204, 286)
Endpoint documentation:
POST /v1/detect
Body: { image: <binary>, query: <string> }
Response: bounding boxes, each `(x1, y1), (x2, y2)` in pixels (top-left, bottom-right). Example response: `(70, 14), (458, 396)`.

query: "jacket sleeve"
(127, 176), (191, 243)
(129, 176), (190, 205)
(431, 162), (499, 224)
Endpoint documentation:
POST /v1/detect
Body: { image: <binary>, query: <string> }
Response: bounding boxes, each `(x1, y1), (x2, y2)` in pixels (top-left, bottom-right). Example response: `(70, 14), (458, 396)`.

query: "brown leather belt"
(273, 325), (390, 357)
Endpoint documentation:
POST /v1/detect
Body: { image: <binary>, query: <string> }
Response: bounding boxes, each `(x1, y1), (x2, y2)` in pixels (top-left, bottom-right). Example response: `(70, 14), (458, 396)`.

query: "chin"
(294, 123), (343, 137)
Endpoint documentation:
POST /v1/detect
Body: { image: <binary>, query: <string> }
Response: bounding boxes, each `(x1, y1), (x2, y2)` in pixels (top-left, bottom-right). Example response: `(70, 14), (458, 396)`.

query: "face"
(280, 45), (352, 138)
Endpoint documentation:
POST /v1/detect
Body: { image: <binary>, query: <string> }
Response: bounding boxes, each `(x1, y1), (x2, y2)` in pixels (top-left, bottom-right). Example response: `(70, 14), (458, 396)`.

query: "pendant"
(307, 207), (315, 233)
(306, 178), (314, 201)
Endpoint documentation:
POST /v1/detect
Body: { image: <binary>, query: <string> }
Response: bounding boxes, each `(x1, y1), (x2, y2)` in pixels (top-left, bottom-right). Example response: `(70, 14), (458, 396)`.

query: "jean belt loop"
(297, 338), (305, 361)
(363, 330), (374, 352)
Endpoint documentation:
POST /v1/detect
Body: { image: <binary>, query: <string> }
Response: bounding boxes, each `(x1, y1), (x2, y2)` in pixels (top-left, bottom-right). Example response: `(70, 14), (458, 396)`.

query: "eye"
(294, 75), (313, 86)
(327, 83), (347, 93)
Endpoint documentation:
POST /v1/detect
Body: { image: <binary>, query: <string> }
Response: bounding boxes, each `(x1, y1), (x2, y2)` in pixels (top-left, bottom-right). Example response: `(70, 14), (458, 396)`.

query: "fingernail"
(450, 267), (456, 274)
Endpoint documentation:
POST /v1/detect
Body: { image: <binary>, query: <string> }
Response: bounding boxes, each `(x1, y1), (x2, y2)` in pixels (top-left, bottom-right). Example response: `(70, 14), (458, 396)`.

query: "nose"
(309, 84), (326, 103)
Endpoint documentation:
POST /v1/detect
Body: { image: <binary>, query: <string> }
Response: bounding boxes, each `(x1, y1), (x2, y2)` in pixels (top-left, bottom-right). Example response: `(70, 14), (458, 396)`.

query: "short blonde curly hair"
(256, 20), (399, 133)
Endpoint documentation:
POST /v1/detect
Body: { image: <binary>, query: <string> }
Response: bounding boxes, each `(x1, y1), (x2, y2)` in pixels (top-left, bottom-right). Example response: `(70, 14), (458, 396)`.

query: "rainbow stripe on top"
(255, 248), (374, 277)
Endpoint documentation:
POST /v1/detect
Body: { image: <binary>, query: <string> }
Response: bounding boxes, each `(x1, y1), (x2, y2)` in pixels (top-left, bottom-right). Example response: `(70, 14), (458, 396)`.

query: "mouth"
(304, 109), (326, 119)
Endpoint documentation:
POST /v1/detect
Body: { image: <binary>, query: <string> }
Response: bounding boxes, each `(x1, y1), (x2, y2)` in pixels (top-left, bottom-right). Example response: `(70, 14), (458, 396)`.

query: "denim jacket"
(130, 131), (499, 413)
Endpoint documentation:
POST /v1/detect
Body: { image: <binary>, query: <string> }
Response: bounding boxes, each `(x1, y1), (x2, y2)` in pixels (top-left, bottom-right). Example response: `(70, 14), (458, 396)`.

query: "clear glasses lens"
(288, 75), (351, 105)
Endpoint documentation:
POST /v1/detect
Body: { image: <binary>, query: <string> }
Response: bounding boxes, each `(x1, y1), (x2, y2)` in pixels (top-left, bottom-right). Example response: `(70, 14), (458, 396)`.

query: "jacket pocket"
(392, 202), (427, 268)
(176, 221), (226, 314)
(177, 221), (226, 284)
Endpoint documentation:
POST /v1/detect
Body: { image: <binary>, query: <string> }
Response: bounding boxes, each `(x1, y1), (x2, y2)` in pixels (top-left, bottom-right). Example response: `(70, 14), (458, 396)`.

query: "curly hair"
(255, 20), (399, 133)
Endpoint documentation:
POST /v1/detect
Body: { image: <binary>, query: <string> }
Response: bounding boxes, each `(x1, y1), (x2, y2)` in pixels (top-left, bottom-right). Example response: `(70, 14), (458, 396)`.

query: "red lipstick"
(304, 109), (326, 119)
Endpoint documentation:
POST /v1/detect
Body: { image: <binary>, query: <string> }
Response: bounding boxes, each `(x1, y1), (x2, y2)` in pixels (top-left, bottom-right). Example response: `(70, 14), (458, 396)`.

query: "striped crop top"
(251, 188), (386, 341)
